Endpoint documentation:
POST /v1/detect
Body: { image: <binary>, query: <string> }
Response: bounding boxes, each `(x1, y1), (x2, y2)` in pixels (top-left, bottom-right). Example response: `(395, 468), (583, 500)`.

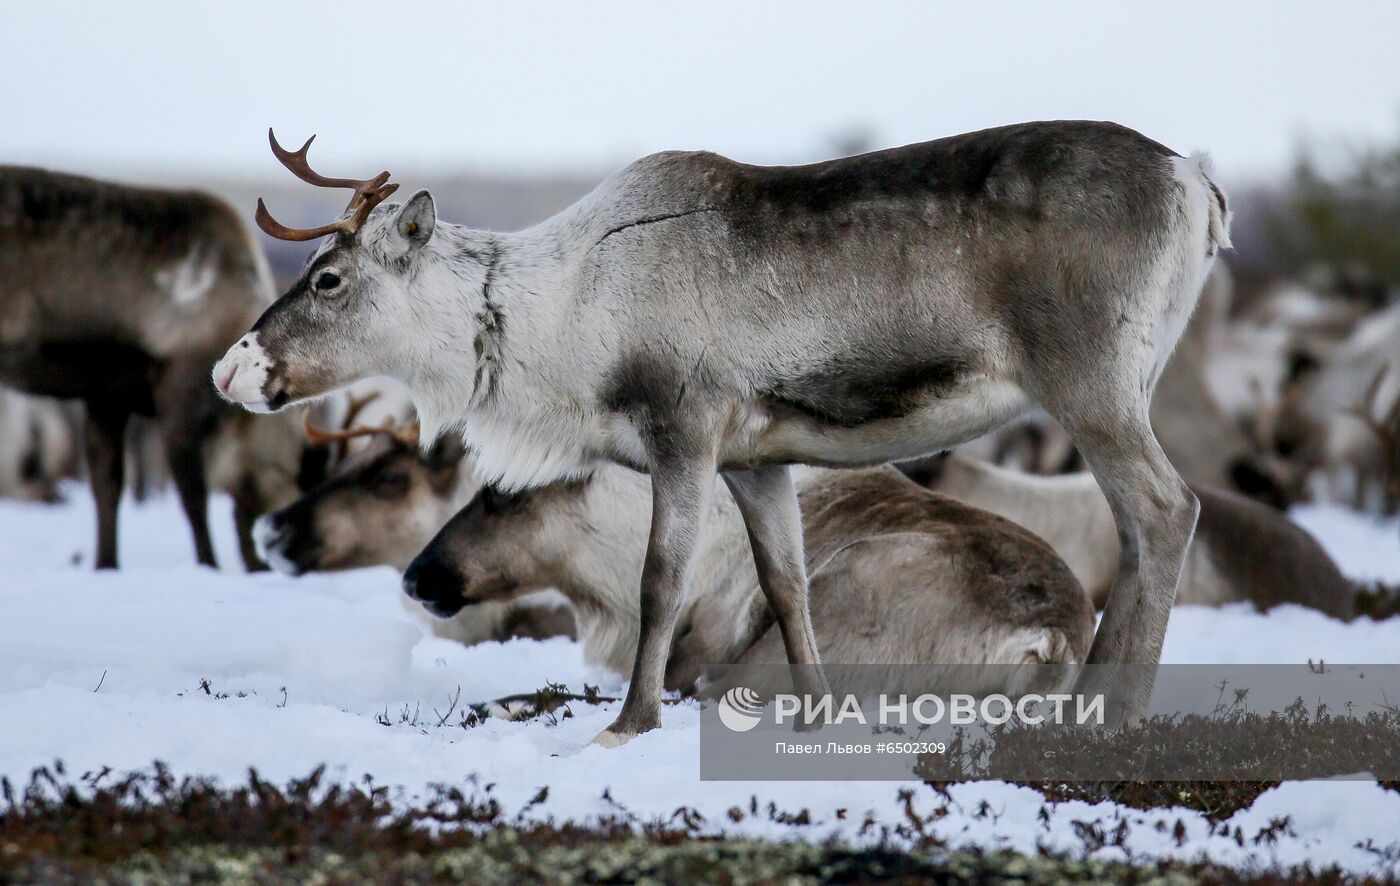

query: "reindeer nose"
(215, 362), (239, 396)
(402, 555), (467, 618)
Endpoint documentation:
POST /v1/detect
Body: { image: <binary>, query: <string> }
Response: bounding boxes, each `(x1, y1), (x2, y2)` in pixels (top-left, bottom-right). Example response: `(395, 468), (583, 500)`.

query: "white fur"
(396, 220), (609, 492)
(251, 514), (297, 574)
(155, 245), (218, 307)
(0, 389), (78, 501)
(211, 333), (273, 412)
(1185, 151), (1232, 250)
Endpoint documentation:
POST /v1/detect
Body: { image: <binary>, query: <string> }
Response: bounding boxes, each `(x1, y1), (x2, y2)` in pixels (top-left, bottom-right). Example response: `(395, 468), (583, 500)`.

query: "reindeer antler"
(340, 390), (382, 432)
(303, 389), (384, 462)
(1345, 365), (1400, 499)
(1345, 366), (1400, 440)
(254, 129), (400, 242)
(304, 415), (421, 449)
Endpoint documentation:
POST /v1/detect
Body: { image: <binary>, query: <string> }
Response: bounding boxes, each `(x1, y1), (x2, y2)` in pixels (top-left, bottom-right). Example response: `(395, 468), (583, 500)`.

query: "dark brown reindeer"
(216, 123), (1230, 742)
(0, 165), (316, 569)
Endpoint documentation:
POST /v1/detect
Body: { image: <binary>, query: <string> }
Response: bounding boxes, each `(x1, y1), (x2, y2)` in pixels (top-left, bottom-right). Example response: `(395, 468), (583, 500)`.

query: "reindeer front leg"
(594, 452), (716, 747)
(722, 465), (831, 704)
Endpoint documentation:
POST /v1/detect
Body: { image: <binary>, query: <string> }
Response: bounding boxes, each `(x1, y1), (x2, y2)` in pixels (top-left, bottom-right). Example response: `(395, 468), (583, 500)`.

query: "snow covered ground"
(2, 486), (1400, 874)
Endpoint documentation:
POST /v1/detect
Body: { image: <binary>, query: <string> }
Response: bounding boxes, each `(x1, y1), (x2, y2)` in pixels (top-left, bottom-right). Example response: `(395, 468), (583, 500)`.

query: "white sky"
(3, 1), (1398, 184)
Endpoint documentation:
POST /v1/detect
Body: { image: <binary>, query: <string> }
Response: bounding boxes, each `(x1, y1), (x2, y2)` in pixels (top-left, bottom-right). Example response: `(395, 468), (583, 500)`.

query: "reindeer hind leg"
(1035, 380), (1198, 725)
(83, 403), (130, 570)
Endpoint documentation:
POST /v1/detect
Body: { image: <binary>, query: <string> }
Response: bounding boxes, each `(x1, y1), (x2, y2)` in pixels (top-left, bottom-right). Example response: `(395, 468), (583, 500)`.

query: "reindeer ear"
(390, 190), (436, 254)
(426, 434), (467, 470)
(424, 434), (466, 494)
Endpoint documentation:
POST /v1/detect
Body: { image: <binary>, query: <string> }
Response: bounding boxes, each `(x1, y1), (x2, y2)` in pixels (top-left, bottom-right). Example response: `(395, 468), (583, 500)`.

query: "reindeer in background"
(216, 122), (1229, 740)
(0, 166), (315, 569)
(254, 388), (577, 646)
(902, 452), (1365, 619)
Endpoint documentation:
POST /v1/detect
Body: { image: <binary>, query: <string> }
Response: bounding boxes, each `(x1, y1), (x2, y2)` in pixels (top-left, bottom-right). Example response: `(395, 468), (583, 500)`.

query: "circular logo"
(717, 686), (765, 732)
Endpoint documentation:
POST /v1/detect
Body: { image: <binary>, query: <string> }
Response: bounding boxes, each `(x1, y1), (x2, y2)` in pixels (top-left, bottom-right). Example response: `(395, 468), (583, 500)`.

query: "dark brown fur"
(1194, 486), (1357, 619)
(0, 166), (308, 569)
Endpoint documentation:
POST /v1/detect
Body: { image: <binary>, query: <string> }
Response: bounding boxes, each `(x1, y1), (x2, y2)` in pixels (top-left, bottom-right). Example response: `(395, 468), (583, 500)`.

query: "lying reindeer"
(253, 396), (575, 646)
(403, 464), (1094, 691)
(0, 165), (315, 569)
(902, 453), (1363, 618)
(215, 122), (1229, 739)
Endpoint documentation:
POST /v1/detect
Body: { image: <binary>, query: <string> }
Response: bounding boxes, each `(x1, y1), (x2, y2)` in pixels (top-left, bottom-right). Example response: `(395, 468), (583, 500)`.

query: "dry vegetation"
(1, 763), (1394, 885)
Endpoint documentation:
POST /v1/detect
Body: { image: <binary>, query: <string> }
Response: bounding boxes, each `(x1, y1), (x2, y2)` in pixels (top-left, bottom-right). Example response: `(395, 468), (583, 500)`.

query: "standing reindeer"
(215, 122), (1230, 741)
(0, 166), (312, 569)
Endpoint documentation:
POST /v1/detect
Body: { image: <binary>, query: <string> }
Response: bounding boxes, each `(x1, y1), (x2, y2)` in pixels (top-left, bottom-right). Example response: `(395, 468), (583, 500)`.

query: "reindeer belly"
(734, 371), (1031, 468)
(0, 340), (159, 414)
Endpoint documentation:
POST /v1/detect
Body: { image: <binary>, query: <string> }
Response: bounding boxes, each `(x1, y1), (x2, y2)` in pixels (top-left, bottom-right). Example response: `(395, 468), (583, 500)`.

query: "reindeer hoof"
(591, 727), (636, 748)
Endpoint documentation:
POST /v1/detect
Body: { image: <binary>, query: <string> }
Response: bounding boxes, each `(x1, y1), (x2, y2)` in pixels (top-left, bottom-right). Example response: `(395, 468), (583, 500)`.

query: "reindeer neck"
(402, 221), (606, 490)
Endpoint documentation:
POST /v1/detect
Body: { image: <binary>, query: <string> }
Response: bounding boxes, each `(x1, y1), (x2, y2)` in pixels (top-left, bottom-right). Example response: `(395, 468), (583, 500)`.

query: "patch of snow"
(1291, 502), (1400, 584)
(1, 488), (1399, 875)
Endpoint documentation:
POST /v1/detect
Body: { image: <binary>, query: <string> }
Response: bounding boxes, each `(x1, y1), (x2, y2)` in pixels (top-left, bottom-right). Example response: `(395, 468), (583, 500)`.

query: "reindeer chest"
(0, 339), (161, 414)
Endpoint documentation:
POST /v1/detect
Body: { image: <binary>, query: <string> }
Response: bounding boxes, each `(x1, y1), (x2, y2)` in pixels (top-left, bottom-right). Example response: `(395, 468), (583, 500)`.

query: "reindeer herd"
(2, 121), (1397, 746)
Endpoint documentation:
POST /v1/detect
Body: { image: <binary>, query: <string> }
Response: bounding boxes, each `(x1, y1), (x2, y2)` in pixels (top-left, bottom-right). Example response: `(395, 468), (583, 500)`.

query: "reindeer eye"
(315, 271), (342, 291)
(372, 471), (410, 498)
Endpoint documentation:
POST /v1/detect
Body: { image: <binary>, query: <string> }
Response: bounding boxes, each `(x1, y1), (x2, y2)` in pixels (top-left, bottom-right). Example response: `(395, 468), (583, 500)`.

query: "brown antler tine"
(346, 179), (400, 229)
(304, 419), (386, 446)
(268, 128), (367, 190)
(259, 129), (400, 240)
(393, 421), (422, 448)
(304, 405), (422, 451)
(340, 390), (383, 432)
(305, 413), (353, 446)
(254, 197), (348, 242)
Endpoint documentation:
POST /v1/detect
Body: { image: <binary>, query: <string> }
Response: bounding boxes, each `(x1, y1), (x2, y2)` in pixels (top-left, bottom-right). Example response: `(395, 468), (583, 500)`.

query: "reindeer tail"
(1189, 151), (1233, 251)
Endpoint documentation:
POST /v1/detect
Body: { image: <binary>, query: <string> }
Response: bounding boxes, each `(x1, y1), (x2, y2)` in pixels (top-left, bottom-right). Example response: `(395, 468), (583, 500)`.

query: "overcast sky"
(4, 1), (1398, 185)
